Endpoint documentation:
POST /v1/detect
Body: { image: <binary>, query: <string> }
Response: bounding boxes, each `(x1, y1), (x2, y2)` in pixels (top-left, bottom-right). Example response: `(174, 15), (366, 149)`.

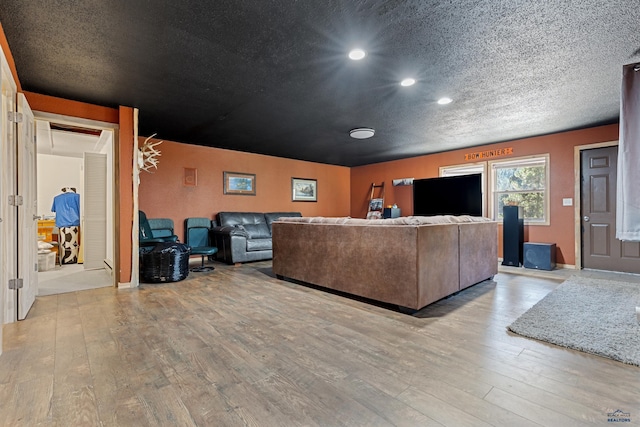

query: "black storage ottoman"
(140, 242), (191, 283)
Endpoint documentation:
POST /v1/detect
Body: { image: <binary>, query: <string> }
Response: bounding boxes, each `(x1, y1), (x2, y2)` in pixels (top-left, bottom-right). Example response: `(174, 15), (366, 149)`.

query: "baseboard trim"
(556, 263), (576, 270)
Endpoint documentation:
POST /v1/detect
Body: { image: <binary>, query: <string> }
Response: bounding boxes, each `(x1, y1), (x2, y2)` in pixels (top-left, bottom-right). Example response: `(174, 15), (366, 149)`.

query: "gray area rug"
(508, 276), (640, 366)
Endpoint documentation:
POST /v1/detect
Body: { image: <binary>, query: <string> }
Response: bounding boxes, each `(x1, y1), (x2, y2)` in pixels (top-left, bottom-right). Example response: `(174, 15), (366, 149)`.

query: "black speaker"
(502, 205), (523, 266)
(524, 243), (556, 270)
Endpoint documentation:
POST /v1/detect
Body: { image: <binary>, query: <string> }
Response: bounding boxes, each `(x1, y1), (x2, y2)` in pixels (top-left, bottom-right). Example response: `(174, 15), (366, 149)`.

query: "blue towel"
(51, 192), (80, 227)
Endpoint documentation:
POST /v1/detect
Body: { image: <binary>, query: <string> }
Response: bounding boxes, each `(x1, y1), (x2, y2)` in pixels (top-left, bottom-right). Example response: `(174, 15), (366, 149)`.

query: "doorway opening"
(34, 112), (117, 295)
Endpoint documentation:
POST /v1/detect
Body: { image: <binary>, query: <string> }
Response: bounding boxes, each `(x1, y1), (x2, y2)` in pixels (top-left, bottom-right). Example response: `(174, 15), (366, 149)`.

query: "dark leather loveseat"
(211, 212), (301, 264)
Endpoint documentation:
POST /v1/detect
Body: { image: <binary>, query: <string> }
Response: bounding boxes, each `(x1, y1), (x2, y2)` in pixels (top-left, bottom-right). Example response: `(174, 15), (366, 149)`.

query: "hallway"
(37, 264), (112, 296)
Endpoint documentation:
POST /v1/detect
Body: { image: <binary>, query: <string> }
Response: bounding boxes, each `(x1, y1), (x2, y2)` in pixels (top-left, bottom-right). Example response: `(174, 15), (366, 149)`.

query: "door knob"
(583, 216), (590, 222)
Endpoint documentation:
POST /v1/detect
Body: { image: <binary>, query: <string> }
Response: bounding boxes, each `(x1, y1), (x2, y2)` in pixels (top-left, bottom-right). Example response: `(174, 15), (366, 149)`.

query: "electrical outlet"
(562, 198), (573, 206)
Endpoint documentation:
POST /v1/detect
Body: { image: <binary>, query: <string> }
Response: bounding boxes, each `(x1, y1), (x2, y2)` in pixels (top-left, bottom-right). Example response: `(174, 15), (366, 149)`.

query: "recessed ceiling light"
(400, 78), (416, 87)
(437, 97), (453, 105)
(348, 49), (366, 60)
(350, 128), (375, 139)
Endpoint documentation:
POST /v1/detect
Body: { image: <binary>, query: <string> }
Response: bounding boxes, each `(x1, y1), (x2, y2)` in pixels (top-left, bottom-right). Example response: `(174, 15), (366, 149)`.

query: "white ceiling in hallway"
(36, 120), (106, 158)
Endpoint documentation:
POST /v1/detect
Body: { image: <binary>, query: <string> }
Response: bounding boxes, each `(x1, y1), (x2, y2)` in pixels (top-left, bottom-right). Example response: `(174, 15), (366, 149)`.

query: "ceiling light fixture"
(350, 128), (375, 139)
(437, 97), (453, 105)
(400, 78), (416, 87)
(348, 49), (366, 60)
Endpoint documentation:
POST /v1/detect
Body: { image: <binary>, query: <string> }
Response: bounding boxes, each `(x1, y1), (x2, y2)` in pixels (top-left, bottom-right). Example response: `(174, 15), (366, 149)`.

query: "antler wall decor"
(139, 133), (163, 172)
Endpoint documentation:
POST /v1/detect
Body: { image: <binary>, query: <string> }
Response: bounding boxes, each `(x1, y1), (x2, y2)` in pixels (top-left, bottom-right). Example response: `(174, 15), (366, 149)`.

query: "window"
(490, 155), (549, 224)
(440, 163), (486, 178)
(440, 162), (487, 216)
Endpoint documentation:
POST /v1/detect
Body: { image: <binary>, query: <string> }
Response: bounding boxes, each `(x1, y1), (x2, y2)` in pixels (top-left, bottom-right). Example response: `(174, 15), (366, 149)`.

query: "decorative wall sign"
(183, 167), (197, 186)
(464, 147), (513, 161)
(292, 177), (317, 202)
(223, 171), (256, 195)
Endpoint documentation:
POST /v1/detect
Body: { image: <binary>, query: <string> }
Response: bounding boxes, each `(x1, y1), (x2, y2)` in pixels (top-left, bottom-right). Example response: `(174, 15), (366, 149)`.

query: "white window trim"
(488, 154), (550, 225)
(439, 162), (488, 217)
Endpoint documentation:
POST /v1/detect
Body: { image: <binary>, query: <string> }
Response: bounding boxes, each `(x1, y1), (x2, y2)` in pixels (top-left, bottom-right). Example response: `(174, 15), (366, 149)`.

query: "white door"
(17, 93), (37, 319)
(1, 50), (18, 326)
(83, 152), (107, 269)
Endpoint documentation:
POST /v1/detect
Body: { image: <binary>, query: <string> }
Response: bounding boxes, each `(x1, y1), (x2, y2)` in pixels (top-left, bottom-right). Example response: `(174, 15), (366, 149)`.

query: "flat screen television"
(413, 174), (482, 217)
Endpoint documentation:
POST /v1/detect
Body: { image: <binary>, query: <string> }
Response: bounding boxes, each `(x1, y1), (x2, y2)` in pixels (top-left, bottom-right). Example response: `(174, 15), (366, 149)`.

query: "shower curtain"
(617, 63), (640, 241)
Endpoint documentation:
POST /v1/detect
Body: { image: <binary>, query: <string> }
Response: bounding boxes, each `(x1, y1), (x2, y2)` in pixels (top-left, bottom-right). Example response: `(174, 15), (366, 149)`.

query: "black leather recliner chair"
(211, 212), (301, 264)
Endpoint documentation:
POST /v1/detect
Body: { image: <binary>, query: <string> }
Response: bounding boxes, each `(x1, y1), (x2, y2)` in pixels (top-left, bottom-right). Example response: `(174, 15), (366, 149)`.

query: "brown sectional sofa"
(272, 216), (498, 311)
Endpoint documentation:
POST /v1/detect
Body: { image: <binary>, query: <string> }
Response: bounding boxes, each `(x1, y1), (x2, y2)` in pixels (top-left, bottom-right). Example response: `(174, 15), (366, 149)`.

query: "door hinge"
(7, 112), (23, 123)
(8, 195), (23, 206)
(8, 278), (24, 290)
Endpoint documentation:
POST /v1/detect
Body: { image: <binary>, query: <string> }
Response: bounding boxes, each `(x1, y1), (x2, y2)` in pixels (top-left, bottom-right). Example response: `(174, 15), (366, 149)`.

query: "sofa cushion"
(238, 223), (271, 239)
(218, 212), (266, 227)
(246, 238), (272, 251)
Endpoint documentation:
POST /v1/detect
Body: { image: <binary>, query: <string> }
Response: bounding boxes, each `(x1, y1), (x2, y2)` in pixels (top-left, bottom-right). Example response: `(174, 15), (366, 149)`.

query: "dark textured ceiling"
(2, 1), (639, 167)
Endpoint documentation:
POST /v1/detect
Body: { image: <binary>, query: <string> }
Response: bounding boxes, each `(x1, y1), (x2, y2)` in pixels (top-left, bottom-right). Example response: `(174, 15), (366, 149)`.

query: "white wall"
(37, 154), (83, 218)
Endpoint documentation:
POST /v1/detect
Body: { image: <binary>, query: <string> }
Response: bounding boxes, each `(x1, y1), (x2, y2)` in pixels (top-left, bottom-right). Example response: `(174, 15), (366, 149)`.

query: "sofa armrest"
(210, 226), (250, 264)
(211, 225), (249, 238)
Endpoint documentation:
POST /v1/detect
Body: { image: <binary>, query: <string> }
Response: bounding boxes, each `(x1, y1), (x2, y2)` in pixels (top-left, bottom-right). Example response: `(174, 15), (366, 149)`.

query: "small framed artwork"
(183, 167), (197, 186)
(292, 177), (317, 202)
(223, 171), (256, 196)
(366, 198), (384, 219)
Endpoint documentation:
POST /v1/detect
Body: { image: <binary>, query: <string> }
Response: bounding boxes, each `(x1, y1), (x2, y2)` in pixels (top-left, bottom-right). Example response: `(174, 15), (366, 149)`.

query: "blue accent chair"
(148, 217), (178, 240)
(139, 211), (178, 246)
(185, 218), (218, 272)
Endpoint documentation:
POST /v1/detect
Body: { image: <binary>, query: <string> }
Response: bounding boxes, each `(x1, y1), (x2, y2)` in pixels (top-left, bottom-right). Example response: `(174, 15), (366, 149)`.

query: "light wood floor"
(1, 262), (639, 426)
(38, 263), (112, 296)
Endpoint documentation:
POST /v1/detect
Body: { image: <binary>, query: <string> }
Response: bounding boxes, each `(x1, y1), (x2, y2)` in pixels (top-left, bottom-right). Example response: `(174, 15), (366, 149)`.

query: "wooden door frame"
(573, 140), (618, 269)
(33, 111), (119, 286)
(1, 47), (18, 330)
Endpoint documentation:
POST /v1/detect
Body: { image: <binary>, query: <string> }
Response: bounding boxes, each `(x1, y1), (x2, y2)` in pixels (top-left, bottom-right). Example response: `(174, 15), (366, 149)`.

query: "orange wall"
(351, 124), (620, 265)
(24, 91), (119, 124)
(139, 140), (351, 241)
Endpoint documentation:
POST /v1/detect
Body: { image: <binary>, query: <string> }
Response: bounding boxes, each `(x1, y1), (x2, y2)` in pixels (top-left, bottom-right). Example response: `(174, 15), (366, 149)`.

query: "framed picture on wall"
(223, 171), (256, 195)
(292, 177), (317, 202)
